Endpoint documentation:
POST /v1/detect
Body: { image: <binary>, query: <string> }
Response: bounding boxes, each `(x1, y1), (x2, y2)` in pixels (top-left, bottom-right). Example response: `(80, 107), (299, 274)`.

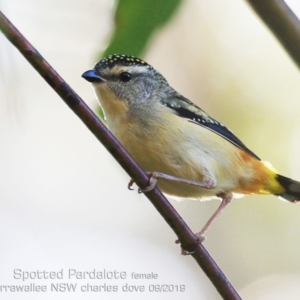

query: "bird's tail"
(275, 174), (300, 202)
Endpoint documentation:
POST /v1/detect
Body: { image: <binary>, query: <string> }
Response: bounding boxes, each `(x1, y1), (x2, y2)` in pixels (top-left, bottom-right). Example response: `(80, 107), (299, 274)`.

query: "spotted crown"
(96, 54), (153, 70)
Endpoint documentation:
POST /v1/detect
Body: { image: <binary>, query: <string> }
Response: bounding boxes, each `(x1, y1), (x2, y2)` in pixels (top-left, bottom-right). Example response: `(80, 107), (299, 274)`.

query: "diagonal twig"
(0, 10), (241, 300)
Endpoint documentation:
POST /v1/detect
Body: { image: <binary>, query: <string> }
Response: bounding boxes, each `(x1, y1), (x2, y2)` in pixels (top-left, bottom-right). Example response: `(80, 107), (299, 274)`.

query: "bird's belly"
(121, 137), (237, 199)
(156, 180), (219, 199)
(114, 119), (257, 200)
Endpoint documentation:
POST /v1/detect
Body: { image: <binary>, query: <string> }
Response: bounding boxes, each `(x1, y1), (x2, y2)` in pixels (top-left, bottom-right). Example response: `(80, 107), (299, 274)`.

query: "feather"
(161, 94), (260, 161)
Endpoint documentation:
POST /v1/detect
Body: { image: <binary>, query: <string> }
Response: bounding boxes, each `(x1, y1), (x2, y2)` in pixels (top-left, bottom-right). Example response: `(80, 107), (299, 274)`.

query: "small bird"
(82, 54), (300, 241)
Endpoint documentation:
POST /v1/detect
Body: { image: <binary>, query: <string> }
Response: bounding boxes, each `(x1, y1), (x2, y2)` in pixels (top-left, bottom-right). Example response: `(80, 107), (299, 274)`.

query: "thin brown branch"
(0, 10), (241, 300)
(245, 0), (300, 69)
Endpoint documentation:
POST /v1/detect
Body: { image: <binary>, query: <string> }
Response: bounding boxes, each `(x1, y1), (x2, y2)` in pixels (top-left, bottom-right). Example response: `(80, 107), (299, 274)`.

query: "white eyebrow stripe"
(111, 65), (150, 74)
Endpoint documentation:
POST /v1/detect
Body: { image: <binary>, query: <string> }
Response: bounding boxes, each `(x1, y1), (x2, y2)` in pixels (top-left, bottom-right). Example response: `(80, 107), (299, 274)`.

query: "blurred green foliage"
(97, 0), (182, 120)
(101, 0), (182, 58)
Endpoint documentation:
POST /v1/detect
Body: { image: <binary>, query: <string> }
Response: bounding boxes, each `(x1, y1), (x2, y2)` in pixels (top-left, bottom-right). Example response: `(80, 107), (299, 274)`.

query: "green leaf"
(96, 105), (106, 123)
(102, 0), (182, 58)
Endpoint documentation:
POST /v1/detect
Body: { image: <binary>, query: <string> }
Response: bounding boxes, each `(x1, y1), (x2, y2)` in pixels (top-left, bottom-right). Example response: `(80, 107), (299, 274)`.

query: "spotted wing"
(161, 94), (260, 160)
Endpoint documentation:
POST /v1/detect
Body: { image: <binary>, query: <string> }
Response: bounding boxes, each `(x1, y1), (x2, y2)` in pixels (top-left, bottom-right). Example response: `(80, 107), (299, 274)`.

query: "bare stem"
(245, 0), (300, 69)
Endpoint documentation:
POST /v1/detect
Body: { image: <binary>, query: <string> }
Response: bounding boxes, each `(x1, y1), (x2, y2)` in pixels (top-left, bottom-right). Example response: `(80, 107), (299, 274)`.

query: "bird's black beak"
(81, 70), (107, 83)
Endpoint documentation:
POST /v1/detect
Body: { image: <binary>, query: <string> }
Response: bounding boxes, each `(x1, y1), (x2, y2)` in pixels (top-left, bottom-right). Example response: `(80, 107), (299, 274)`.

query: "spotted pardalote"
(82, 54), (300, 240)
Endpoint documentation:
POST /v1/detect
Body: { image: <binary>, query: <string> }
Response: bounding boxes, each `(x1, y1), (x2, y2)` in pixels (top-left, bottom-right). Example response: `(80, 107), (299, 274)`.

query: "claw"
(175, 234), (206, 246)
(175, 238), (204, 255)
(128, 179), (135, 191)
(194, 234), (206, 243)
(138, 174), (157, 193)
(128, 172), (158, 193)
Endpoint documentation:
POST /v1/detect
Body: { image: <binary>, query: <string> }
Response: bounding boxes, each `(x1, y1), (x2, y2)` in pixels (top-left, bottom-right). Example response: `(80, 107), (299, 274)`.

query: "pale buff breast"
(115, 109), (257, 199)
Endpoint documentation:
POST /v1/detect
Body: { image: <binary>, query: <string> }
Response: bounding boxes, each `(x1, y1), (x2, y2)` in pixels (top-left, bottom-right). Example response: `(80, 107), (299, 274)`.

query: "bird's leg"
(194, 192), (232, 242)
(175, 193), (232, 247)
(128, 171), (216, 193)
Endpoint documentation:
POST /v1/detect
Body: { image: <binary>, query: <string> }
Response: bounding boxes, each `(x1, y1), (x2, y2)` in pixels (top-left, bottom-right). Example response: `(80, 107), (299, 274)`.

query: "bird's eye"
(119, 72), (132, 82)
